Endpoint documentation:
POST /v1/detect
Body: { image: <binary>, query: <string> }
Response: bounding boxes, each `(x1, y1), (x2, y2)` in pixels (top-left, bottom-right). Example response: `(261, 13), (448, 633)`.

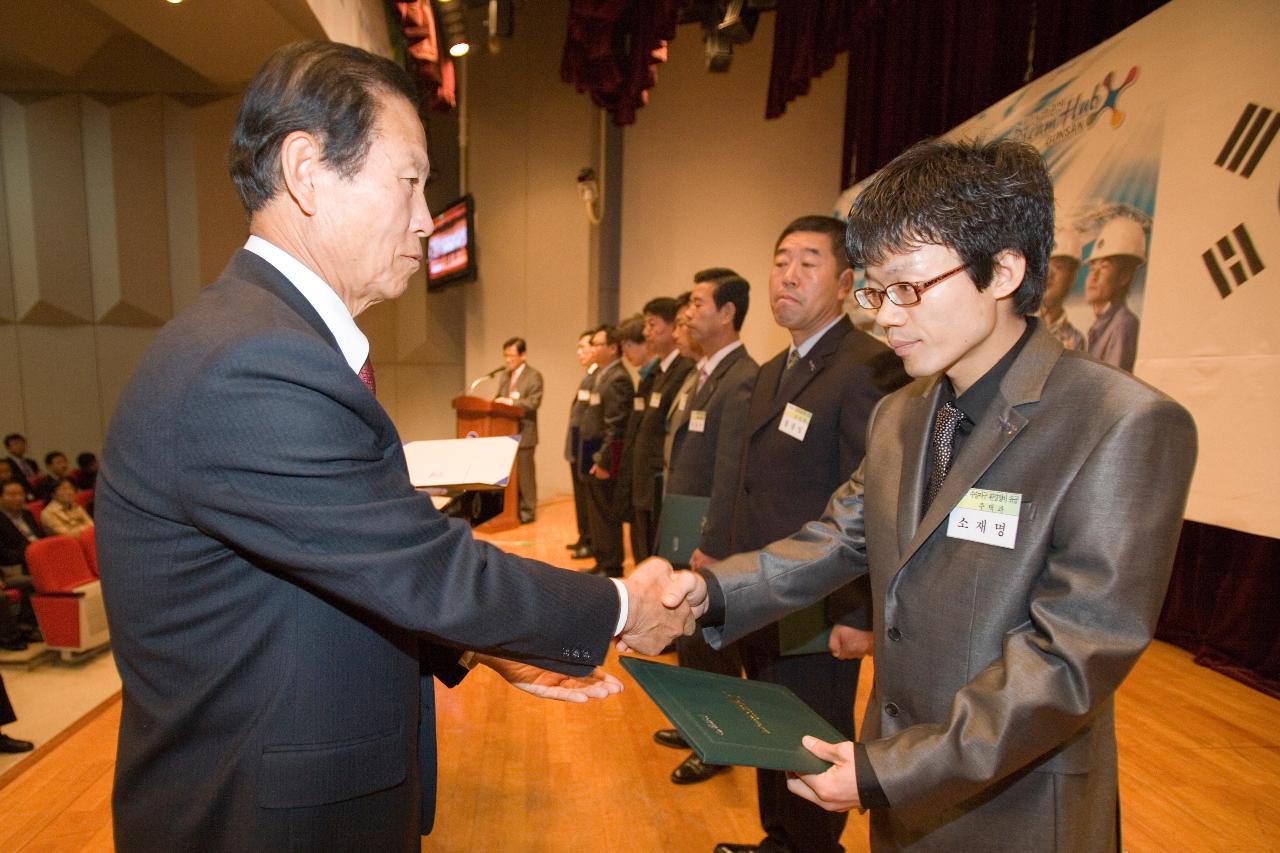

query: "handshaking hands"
(616, 557), (709, 654)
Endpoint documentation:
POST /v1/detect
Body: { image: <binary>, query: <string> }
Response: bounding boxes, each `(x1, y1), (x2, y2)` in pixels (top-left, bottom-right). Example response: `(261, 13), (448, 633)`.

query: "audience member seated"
(33, 452), (71, 503)
(73, 452), (99, 491)
(0, 480), (42, 645)
(3, 434), (39, 483)
(0, 460), (33, 501)
(40, 479), (95, 537)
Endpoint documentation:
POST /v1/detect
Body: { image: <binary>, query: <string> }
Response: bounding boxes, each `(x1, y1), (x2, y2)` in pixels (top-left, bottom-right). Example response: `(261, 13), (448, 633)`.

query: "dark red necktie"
(358, 357), (376, 397)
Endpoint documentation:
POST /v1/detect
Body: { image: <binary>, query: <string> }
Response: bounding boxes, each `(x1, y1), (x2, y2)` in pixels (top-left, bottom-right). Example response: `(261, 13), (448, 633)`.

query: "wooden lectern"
(451, 395), (524, 532)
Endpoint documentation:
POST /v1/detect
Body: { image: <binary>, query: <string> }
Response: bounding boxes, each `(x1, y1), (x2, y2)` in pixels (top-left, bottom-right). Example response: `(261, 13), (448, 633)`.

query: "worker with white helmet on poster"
(1040, 227), (1086, 351)
(1085, 216), (1146, 372)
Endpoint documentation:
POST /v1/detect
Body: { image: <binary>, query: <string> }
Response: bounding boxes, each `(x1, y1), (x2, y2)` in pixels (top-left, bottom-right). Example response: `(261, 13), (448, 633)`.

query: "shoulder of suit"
(1050, 347), (1181, 413)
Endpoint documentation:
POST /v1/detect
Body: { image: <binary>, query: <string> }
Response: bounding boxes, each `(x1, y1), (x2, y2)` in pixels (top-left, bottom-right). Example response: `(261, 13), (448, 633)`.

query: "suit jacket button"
(885, 702), (900, 717)
(887, 627), (902, 642)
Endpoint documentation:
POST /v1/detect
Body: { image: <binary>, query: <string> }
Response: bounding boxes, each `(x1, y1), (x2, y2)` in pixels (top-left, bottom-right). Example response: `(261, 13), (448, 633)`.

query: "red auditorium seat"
(24, 500), (45, 533)
(24, 536), (110, 658)
(74, 488), (94, 511)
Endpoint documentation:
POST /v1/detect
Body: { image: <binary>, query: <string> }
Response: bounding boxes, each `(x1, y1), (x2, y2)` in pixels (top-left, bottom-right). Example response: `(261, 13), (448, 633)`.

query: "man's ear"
(278, 130), (322, 216)
(836, 267), (855, 302)
(989, 250), (1027, 301)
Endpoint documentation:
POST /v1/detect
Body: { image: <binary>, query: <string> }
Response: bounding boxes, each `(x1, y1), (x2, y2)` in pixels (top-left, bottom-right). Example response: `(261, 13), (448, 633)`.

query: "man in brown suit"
(675, 138), (1197, 852)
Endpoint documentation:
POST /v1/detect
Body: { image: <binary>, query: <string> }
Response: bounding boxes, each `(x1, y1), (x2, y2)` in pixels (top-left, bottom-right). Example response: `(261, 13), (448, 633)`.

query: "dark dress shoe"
(0, 734), (33, 753)
(0, 638), (27, 652)
(653, 728), (688, 749)
(713, 845), (761, 853)
(569, 545), (593, 559)
(671, 753), (728, 785)
(565, 539), (584, 550)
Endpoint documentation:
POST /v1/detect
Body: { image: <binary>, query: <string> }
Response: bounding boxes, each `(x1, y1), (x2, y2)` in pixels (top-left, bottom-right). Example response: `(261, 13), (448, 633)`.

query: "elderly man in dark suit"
(673, 138), (1196, 852)
(713, 216), (908, 853)
(659, 269), (757, 784)
(96, 41), (695, 853)
(493, 336), (544, 523)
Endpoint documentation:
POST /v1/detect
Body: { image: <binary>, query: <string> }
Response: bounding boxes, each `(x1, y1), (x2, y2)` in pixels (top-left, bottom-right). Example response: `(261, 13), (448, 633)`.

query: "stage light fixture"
(437, 0), (470, 58)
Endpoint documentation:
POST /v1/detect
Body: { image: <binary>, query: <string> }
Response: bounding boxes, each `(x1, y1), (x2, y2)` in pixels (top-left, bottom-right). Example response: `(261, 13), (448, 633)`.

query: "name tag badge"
(778, 402), (813, 442)
(633, 396), (646, 412)
(947, 488), (1021, 548)
(589, 392), (601, 406)
(510, 391), (520, 400)
(577, 389), (590, 402)
(677, 393), (689, 412)
(689, 410), (707, 433)
(650, 391), (662, 407)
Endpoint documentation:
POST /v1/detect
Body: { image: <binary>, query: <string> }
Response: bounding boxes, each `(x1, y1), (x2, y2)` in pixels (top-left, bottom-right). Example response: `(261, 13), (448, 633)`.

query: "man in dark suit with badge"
(712, 216), (907, 853)
(626, 297), (694, 561)
(579, 325), (634, 578)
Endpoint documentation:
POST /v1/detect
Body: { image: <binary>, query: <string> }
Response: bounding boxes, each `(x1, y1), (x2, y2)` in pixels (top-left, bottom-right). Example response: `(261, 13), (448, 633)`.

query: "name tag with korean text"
(650, 391), (662, 407)
(589, 392), (601, 406)
(689, 410), (707, 433)
(634, 396), (646, 412)
(577, 389), (590, 402)
(778, 403), (812, 442)
(947, 488), (1021, 548)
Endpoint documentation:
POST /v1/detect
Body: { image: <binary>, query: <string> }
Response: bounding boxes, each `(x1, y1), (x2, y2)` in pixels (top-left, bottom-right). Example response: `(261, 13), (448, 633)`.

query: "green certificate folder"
(619, 657), (844, 774)
(655, 493), (709, 568)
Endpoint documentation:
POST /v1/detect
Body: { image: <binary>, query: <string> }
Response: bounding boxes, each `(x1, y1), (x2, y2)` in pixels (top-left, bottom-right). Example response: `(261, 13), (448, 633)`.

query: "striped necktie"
(358, 357), (376, 396)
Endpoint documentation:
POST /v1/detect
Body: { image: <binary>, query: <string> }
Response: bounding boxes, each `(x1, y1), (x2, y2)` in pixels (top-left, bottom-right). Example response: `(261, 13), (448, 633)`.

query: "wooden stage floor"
(1, 497), (1276, 851)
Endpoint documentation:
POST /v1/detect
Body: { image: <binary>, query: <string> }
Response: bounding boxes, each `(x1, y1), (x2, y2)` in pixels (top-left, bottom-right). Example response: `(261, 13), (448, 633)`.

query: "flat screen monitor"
(427, 194), (476, 290)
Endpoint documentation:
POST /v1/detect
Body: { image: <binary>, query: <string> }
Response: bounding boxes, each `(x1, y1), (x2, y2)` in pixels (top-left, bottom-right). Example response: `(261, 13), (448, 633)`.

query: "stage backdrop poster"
(835, 0), (1279, 539)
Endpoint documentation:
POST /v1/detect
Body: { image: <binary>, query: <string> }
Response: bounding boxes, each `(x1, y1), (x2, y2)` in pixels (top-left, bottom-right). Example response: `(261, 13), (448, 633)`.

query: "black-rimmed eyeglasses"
(852, 264), (969, 310)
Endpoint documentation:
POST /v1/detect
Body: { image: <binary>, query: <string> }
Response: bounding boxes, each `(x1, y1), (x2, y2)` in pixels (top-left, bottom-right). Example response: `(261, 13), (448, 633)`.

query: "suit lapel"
(692, 345), (743, 410)
(895, 326), (1062, 570)
(751, 318), (851, 435)
(894, 379), (943, 561)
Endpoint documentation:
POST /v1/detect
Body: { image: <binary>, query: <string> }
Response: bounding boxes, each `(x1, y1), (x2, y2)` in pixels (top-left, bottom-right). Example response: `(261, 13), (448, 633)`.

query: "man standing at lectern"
(494, 336), (544, 523)
(96, 41), (696, 853)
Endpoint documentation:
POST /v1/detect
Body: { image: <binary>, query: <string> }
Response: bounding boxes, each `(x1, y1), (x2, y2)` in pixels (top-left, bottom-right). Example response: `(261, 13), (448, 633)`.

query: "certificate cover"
(654, 493), (709, 568)
(619, 657), (844, 774)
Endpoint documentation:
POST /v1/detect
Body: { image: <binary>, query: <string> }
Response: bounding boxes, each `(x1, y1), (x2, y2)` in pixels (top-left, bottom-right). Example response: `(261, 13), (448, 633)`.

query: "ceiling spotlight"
(437, 0), (470, 60)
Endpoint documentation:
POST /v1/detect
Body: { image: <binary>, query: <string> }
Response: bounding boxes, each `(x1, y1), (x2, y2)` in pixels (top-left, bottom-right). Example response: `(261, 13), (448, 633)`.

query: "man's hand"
(617, 557), (697, 654)
(786, 737), (861, 811)
(476, 654), (623, 704)
(828, 625), (873, 660)
(589, 464), (611, 480)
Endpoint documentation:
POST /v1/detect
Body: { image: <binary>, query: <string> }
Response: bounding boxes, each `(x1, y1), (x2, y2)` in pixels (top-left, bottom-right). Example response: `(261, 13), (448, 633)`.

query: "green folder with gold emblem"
(619, 657), (844, 774)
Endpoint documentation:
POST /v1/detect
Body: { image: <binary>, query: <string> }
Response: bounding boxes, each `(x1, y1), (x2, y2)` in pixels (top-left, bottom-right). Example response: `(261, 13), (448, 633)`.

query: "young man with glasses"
(673, 138), (1197, 852)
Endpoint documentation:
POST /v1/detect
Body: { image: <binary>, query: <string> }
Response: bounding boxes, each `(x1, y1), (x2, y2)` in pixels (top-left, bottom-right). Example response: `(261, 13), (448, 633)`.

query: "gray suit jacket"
(494, 364), (543, 447)
(705, 325), (1196, 852)
(98, 250), (618, 852)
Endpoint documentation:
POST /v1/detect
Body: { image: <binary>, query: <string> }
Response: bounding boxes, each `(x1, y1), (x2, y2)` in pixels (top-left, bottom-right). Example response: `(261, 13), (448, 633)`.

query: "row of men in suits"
(559, 218), (913, 852)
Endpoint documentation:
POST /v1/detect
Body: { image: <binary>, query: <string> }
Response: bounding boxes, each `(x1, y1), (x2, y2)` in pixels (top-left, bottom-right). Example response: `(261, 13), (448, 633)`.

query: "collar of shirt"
(245, 236), (370, 374)
(700, 339), (743, 378)
(790, 314), (845, 361)
(509, 363), (524, 385)
(659, 349), (681, 372)
(1091, 301), (1126, 327)
(943, 317), (1037, 432)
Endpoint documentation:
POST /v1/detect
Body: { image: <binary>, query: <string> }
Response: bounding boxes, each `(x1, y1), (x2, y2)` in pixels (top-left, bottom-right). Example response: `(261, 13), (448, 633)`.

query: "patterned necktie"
(785, 348), (800, 370)
(695, 366), (710, 393)
(923, 401), (963, 515)
(358, 357), (376, 397)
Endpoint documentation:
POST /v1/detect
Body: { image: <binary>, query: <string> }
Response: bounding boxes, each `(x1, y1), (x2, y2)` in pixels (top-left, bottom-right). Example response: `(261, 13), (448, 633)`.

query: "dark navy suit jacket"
(98, 250), (618, 852)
